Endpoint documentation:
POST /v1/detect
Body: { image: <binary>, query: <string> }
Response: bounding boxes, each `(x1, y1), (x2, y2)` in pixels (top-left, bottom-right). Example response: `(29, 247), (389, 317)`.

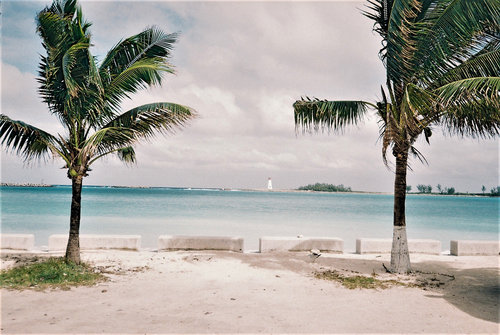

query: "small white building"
(267, 177), (273, 190)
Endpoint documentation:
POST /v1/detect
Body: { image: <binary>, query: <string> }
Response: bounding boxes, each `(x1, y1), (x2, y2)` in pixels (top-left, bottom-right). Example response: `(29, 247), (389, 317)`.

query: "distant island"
(407, 184), (500, 197)
(297, 183), (352, 192)
(1, 182), (53, 187)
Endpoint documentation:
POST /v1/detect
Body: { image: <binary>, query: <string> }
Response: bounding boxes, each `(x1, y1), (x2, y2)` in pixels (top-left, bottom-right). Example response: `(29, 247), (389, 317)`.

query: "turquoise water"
(0, 186), (498, 251)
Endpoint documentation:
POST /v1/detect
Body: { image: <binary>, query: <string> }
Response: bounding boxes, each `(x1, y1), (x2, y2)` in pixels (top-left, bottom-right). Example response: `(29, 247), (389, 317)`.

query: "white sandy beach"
(1, 250), (499, 334)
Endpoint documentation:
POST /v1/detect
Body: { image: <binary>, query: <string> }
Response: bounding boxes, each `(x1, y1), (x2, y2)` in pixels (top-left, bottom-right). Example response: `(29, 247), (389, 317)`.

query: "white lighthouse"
(267, 177), (273, 190)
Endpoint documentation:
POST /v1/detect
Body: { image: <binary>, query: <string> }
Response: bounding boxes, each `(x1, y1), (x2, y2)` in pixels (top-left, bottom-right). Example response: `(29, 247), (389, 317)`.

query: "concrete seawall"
(450, 240), (500, 256)
(1, 234), (498, 256)
(356, 238), (442, 255)
(0, 234), (35, 250)
(48, 234), (141, 251)
(158, 235), (244, 252)
(259, 236), (343, 253)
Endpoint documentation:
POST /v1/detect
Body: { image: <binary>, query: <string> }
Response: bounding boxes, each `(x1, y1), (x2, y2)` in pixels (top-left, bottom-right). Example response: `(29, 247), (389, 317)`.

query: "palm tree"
(294, 0), (499, 273)
(0, 0), (196, 264)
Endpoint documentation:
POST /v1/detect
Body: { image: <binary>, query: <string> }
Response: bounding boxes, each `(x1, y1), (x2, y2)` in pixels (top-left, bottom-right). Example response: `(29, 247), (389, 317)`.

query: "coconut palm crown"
(293, 0), (499, 273)
(0, 0), (197, 263)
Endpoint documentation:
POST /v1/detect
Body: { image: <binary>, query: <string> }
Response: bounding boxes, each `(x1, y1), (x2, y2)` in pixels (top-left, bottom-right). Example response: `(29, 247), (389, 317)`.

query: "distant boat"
(267, 177), (273, 190)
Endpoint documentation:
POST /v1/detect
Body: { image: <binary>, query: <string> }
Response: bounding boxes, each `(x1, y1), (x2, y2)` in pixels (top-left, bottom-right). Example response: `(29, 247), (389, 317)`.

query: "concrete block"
(450, 240), (500, 256)
(259, 236), (343, 253)
(356, 238), (441, 255)
(408, 239), (442, 255)
(0, 234), (35, 250)
(158, 235), (244, 252)
(356, 238), (391, 254)
(48, 234), (141, 251)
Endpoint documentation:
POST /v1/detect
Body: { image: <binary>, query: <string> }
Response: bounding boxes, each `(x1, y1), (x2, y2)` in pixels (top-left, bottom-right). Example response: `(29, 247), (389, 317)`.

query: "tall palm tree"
(0, 0), (196, 264)
(294, 0), (499, 273)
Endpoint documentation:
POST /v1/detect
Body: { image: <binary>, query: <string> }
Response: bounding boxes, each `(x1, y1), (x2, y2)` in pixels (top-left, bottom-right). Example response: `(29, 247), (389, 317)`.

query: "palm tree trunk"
(65, 175), (83, 264)
(390, 148), (411, 273)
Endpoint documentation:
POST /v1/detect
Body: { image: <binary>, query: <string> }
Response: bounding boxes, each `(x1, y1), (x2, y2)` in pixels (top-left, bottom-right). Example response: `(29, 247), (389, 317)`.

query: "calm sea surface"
(0, 186), (498, 251)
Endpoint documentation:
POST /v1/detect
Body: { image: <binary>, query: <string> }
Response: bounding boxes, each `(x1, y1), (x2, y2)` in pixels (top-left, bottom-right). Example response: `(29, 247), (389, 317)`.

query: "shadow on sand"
(223, 252), (500, 324)
(408, 260), (499, 323)
(439, 266), (499, 323)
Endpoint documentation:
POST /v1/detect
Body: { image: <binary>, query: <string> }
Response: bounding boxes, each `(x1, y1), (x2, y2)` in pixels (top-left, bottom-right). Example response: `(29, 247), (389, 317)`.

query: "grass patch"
(314, 270), (403, 289)
(0, 257), (106, 290)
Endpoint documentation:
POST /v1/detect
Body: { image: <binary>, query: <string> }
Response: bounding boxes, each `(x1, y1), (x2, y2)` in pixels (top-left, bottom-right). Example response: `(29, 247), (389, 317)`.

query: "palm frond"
(399, 84), (439, 138)
(62, 41), (91, 97)
(37, 0), (102, 129)
(381, 108), (401, 166)
(434, 48), (500, 88)
(54, 0), (78, 18)
(103, 58), (174, 109)
(436, 77), (500, 106)
(103, 102), (197, 140)
(293, 98), (375, 133)
(37, 11), (71, 119)
(37, 3), (76, 49)
(87, 145), (137, 166)
(0, 115), (64, 162)
(384, 0), (424, 84)
(413, 0), (500, 85)
(438, 99), (500, 138)
(117, 146), (136, 165)
(362, 0), (394, 59)
(100, 27), (176, 74)
(80, 127), (135, 163)
(85, 103), (195, 166)
(99, 27), (177, 109)
(410, 145), (428, 165)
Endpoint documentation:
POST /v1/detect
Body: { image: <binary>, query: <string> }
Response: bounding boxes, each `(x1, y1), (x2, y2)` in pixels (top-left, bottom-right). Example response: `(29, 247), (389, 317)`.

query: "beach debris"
(309, 249), (321, 262)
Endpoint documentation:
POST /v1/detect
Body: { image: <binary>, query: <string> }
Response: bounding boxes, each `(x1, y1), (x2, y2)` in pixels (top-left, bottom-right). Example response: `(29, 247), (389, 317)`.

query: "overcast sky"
(1, 0), (498, 192)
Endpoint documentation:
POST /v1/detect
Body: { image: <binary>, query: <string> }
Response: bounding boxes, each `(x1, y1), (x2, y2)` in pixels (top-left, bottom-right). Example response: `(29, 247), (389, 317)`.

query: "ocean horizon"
(1, 185), (498, 251)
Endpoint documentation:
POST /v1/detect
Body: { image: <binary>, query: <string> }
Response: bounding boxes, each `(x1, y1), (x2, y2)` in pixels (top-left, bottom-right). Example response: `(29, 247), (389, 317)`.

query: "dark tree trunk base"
(65, 233), (81, 264)
(65, 175), (83, 264)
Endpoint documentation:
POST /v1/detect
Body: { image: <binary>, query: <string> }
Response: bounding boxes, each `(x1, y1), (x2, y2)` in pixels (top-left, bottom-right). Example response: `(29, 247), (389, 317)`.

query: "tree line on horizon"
(298, 183), (352, 192)
(406, 184), (499, 196)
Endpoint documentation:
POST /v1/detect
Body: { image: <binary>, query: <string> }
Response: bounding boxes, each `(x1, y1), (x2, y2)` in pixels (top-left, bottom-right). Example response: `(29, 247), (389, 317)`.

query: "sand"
(1, 250), (499, 334)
